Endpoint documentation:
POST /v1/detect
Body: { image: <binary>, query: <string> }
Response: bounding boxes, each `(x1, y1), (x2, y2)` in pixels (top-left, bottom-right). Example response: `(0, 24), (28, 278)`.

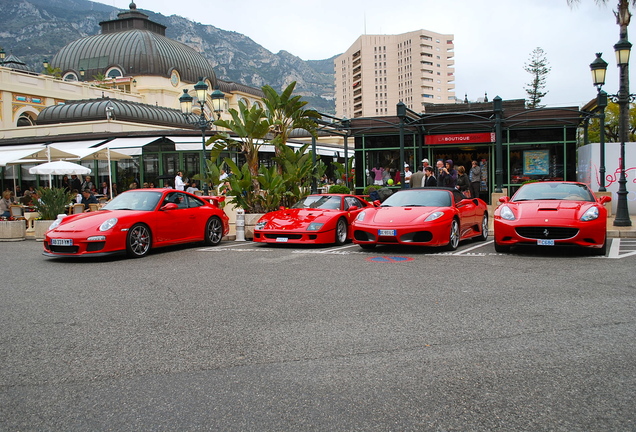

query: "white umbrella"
(29, 161), (92, 176)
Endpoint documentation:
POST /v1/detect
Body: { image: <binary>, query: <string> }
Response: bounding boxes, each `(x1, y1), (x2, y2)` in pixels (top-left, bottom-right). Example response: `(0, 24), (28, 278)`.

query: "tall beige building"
(334, 29), (455, 118)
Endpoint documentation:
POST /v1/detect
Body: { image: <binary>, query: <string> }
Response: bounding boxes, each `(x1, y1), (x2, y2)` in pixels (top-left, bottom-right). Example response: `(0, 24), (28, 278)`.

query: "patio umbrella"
(29, 161), (92, 176)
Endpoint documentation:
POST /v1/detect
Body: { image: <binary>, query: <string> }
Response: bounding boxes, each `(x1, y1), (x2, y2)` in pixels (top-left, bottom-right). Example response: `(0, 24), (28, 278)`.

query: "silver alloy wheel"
(205, 217), (223, 245)
(447, 219), (460, 250)
(480, 213), (489, 241)
(335, 219), (347, 245)
(127, 224), (151, 257)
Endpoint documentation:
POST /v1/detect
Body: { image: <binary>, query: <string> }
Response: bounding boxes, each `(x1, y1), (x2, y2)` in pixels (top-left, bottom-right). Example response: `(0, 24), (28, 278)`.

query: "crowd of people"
(367, 158), (483, 198)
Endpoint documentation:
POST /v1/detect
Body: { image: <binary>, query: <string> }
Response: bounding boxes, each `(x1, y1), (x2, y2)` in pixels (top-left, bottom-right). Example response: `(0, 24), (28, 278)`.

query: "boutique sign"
(425, 132), (495, 145)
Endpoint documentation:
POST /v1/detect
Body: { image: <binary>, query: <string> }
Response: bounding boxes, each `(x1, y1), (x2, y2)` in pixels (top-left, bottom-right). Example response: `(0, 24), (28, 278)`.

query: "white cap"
(404, 164), (409, 168)
(422, 158), (429, 163)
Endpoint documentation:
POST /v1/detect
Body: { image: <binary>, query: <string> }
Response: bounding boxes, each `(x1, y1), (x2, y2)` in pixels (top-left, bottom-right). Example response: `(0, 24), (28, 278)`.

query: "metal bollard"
(235, 208), (245, 241)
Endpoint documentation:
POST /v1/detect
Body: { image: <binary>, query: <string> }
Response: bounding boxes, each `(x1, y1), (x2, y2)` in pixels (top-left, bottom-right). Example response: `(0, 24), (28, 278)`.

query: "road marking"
(453, 240), (493, 255)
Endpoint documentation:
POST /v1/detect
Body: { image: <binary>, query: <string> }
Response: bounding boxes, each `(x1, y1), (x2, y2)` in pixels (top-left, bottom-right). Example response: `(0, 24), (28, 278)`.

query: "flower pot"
(34, 220), (53, 241)
(0, 220), (26, 241)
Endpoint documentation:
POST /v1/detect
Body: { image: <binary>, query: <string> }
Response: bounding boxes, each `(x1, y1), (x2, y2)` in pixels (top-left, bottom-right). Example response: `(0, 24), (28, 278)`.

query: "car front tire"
(126, 224), (151, 258)
(335, 218), (348, 245)
(204, 216), (223, 246)
(445, 219), (460, 251)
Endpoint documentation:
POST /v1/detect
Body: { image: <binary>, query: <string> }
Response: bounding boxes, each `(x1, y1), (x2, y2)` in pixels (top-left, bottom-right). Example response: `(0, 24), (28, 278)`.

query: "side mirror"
(348, 205), (358, 211)
(498, 196), (510, 203)
(373, 200), (381, 207)
(598, 195), (611, 204)
(160, 203), (178, 211)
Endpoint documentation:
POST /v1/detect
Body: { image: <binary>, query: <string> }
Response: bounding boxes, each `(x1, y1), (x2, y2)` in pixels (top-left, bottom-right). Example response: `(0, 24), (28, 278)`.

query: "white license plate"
(276, 237), (289, 242)
(537, 239), (555, 246)
(378, 229), (396, 236)
(51, 239), (73, 246)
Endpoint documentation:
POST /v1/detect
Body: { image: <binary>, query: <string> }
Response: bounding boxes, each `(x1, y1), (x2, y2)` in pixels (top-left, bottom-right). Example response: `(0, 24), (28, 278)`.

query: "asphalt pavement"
(0, 240), (634, 431)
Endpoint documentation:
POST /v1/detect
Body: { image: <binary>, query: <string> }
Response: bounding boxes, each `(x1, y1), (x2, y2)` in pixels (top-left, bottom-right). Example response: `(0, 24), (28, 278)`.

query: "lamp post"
(590, 53), (608, 192)
(79, 67), (85, 81)
(612, 34), (633, 226)
(179, 77), (224, 195)
(0, 47), (5, 64)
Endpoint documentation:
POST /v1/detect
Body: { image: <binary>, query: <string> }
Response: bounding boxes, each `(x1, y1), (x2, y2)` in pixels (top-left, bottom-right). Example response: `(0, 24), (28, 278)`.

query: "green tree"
(524, 47), (551, 108)
(42, 64), (62, 79)
(585, 101), (636, 143)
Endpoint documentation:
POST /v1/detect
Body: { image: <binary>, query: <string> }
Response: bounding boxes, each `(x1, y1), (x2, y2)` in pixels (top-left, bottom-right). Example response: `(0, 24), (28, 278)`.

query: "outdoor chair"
(9, 205), (25, 220)
(72, 204), (85, 214)
(88, 203), (100, 212)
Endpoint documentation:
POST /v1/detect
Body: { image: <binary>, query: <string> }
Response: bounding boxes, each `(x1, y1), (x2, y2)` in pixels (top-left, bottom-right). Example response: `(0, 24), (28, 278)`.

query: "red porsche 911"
(351, 187), (489, 250)
(253, 194), (373, 245)
(493, 181), (611, 254)
(43, 189), (229, 258)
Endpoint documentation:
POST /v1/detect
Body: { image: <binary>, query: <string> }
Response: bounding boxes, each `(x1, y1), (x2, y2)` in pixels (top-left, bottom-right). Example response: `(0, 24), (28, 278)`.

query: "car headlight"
(48, 214), (66, 231)
(425, 211), (444, 222)
(307, 222), (324, 231)
(499, 205), (515, 221)
(255, 221), (267, 230)
(356, 211), (366, 221)
(581, 206), (599, 221)
(99, 218), (118, 231)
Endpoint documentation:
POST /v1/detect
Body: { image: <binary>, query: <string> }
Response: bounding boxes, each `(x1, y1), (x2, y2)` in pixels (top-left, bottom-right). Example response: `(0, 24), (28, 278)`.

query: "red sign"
(425, 132), (495, 145)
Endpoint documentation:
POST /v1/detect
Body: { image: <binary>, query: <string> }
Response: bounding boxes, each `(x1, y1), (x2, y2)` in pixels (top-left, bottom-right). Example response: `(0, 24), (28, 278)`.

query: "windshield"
(102, 191), (163, 211)
(292, 195), (341, 210)
(512, 182), (594, 202)
(380, 190), (452, 207)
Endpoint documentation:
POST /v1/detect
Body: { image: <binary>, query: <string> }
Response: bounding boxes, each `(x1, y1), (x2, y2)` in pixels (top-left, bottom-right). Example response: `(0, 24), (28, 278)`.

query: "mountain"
(0, 0), (337, 113)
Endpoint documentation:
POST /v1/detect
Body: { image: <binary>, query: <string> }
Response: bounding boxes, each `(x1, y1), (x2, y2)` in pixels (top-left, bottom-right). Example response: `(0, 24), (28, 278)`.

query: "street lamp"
(613, 34), (633, 226)
(79, 67), (85, 81)
(590, 53), (608, 192)
(0, 47), (5, 64)
(179, 77), (225, 195)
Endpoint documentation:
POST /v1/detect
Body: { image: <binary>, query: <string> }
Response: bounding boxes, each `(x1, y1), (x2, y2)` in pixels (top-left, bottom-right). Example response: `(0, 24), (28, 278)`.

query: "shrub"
(34, 187), (72, 220)
(328, 184), (351, 194)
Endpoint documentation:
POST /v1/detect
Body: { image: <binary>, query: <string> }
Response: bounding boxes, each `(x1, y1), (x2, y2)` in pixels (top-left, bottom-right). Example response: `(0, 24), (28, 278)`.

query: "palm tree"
(261, 82), (320, 172)
(212, 100), (270, 195)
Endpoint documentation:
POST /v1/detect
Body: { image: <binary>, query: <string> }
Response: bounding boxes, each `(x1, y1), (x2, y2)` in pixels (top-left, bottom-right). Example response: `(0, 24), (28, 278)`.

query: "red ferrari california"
(493, 181), (610, 254)
(253, 194), (373, 245)
(43, 189), (229, 258)
(351, 187), (489, 250)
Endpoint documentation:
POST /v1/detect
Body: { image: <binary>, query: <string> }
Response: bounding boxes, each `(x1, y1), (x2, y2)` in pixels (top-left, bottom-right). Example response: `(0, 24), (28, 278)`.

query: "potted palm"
(32, 187), (72, 240)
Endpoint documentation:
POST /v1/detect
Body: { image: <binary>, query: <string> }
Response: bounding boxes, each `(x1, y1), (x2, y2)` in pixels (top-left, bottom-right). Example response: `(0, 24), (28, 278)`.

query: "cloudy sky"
(95, 0), (635, 108)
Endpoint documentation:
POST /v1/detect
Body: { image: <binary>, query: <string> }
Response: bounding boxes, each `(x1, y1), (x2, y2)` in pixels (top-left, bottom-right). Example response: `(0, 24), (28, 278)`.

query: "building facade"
(334, 29), (455, 119)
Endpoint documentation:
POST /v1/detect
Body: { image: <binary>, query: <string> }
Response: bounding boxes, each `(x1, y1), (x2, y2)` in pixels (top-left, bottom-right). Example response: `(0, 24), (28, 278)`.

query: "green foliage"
(43, 64), (62, 78)
(328, 184), (351, 194)
(34, 187), (72, 220)
(584, 102), (636, 144)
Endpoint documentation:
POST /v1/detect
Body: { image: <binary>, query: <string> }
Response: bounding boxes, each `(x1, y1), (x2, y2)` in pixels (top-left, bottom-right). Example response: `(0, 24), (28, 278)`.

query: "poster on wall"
(523, 150), (550, 175)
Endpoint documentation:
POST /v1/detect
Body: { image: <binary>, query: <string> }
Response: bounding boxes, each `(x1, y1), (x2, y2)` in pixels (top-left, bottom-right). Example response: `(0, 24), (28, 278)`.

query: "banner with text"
(425, 132), (495, 145)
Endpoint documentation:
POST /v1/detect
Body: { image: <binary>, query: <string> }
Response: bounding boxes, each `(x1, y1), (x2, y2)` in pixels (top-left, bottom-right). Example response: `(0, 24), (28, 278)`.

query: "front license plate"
(276, 237), (289, 242)
(51, 238), (73, 246)
(378, 229), (396, 236)
(537, 239), (555, 246)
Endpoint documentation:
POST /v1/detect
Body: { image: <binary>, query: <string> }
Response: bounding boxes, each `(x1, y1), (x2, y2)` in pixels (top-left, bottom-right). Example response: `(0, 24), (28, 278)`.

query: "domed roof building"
(52, 2), (216, 87)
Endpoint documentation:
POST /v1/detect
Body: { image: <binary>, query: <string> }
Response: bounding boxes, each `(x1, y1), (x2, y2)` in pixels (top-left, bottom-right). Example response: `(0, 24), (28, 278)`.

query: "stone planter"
(244, 213), (265, 240)
(34, 220), (53, 241)
(0, 220), (26, 241)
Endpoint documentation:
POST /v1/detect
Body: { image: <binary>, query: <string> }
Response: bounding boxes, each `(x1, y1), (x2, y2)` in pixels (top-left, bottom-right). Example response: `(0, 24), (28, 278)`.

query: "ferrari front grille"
(515, 226), (579, 240)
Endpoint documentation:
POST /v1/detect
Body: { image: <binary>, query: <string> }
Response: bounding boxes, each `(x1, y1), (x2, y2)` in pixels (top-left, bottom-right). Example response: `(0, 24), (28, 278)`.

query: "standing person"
(423, 166), (437, 187)
(70, 175), (81, 192)
(111, 184), (119, 197)
(371, 165), (384, 186)
(439, 159), (457, 188)
(174, 171), (185, 191)
(382, 166), (392, 186)
(422, 159), (430, 171)
(61, 176), (70, 193)
(456, 165), (470, 195)
(410, 167), (425, 188)
(403, 165), (412, 188)
(469, 160), (482, 200)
